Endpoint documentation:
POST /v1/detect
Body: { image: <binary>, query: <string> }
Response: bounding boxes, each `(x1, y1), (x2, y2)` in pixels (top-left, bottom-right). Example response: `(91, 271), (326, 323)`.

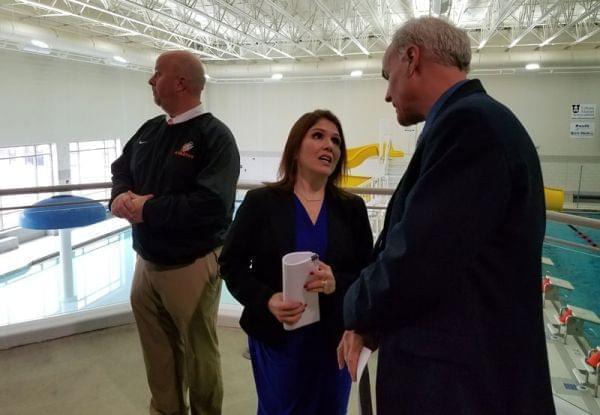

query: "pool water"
(544, 212), (600, 347)
(0, 229), (239, 327)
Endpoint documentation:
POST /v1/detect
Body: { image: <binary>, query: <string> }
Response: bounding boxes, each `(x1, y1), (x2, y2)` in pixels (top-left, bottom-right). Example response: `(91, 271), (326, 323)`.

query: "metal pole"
(58, 228), (76, 305)
(576, 165), (583, 208)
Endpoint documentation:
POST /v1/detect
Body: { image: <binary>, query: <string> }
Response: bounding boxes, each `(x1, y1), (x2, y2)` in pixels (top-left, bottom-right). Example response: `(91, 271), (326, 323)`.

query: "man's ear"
(177, 76), (186, 91)
(405, 45), (420, 76)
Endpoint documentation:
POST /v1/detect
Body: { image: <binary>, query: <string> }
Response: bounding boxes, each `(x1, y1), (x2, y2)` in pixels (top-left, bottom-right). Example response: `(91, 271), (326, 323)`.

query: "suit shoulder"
(333, 188), (364, 203)
(329, 189), (367, 214)
(350, 193), (368, 212)
(440, 94), (536, 169)
(245, 186), (286, 204)
(451, 93), (519, 124)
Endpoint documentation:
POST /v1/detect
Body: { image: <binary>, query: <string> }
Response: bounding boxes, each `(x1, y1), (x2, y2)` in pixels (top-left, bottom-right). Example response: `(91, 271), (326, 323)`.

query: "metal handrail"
(0, 180), (397, 198)
(546, 211), (600, 230)
(0, 182), (112, 196)
(1, 181), (600, 230)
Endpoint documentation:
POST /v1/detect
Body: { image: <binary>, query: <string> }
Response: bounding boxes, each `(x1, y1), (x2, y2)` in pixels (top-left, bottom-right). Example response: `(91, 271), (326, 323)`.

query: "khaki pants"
(131, 248), (223, 415)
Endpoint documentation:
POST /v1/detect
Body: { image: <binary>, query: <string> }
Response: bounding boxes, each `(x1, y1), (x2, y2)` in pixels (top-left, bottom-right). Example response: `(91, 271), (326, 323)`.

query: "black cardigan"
(219, 186), (373, 348)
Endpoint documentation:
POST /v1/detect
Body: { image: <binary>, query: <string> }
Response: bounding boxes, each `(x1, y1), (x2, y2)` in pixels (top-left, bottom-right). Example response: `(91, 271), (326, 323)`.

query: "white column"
(58, 228), (76, 303)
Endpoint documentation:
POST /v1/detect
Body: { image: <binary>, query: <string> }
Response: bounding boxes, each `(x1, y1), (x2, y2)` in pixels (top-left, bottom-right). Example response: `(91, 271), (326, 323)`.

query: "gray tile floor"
(1, 299), (599, 414)
(0, 324), (373, 415)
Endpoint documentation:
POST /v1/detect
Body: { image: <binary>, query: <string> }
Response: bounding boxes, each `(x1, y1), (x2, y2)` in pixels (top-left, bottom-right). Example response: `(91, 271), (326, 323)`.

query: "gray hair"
(391, 17), (471, 72)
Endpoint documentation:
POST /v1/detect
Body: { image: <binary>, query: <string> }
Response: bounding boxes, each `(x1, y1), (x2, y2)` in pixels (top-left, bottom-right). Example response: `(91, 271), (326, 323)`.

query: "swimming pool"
(0, 229), (239, 327)
(3, 213), (599, 347)
(544, 212), (600, 347)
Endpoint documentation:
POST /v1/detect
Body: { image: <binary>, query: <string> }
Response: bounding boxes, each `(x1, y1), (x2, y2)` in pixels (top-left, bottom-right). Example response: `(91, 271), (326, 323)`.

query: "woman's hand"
(304, 260), (336, 295)
(268, 293), (306, 324)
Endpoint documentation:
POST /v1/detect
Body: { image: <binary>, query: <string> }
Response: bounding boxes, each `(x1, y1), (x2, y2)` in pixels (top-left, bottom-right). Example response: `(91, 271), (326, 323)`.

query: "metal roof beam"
(477, 0), (525, 50)
(539, 1), (600, 47)
(261, 0), (344, 56)
(208, 0), (315, 58)
(14, 0), (223, 58)
(119, 0), (247, 58)
(314, 0), (370, 56)
(508, 0), (562, 49)
(356, 0), (390, 44)
(567, 26), (600, 47)
(141, 0), (275, 60)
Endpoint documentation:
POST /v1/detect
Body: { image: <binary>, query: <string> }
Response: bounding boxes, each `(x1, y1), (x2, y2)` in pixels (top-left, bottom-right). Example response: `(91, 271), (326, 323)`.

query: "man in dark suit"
(338, 17), (555, 414)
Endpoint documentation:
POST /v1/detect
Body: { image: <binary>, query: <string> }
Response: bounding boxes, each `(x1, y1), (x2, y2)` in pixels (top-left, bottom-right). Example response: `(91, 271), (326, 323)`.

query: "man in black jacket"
(110, 50), (239, 415)
(338, 17), (555, 414)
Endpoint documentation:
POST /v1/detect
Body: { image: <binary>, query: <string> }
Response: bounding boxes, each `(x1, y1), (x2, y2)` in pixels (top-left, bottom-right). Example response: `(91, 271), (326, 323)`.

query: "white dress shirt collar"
(166, 104), (205, 125)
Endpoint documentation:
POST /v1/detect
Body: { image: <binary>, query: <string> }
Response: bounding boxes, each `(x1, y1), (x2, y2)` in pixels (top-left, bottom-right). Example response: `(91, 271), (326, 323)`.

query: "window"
(0, 144), (58, 230)
(69, 139), (120, 201)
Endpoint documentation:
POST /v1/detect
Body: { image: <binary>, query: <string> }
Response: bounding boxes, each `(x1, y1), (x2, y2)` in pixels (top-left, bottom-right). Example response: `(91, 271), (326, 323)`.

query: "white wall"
(208, 74), (600, 157)
(1, 47), (599, 191)
(207, 80), (393, 152)
(208, 74), (600, 190)
(481, 74), (600, 157)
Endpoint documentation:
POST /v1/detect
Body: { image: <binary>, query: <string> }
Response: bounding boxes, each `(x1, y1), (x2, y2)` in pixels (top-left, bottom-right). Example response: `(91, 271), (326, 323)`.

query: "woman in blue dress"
(219, 109), (373, 414)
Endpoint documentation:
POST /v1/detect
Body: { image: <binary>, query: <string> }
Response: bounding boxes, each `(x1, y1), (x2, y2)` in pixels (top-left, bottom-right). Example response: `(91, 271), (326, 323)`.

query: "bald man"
(110, 50), (240, 415)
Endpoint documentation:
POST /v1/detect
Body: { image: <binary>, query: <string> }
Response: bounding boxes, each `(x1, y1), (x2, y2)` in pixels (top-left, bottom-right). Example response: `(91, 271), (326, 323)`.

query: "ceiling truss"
(0, 0), (597, 63)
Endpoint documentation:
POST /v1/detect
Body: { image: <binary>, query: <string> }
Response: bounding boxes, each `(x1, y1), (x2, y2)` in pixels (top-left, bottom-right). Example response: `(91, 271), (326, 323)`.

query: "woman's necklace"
(295, 190), (324, 202)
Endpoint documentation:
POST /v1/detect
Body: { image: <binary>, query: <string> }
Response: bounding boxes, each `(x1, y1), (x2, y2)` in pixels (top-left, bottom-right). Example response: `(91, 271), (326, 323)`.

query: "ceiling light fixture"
(525, 63), (540, 71)
(350, 70), (363, 77)
(271, 73), (283, 80)
(113, 55), (127, 63)
(30, 39), (49, 49)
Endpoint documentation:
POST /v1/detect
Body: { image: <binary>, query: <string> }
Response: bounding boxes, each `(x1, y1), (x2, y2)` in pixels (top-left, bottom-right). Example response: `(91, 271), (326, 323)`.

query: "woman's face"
(296, 118), (342, 179)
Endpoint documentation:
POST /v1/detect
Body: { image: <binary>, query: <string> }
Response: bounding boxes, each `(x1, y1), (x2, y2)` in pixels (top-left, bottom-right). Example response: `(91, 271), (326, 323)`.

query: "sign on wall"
(570, 103), (596, 139)
(570, 121), (595, 138)
(571, 104), (596, 119)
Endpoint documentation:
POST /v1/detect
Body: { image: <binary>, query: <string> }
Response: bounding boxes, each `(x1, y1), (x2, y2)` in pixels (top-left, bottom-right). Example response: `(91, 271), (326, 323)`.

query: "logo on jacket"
(175, 141), (195, 159)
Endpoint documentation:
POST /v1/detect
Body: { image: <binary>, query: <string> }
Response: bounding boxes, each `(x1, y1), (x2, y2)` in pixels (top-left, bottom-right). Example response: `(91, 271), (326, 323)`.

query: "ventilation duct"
(1, 16), (599, 80)
(0, 17), (157, 69)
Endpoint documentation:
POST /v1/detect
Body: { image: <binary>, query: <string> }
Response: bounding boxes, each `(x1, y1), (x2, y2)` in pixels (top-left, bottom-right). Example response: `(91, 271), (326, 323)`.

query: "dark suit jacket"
(344, 80), (555, 414)
(220, 185), (373, 349)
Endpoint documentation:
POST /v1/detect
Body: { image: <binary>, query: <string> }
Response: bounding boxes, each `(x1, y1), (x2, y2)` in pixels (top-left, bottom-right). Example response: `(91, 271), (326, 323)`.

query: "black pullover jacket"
(110, 113), (240, 266)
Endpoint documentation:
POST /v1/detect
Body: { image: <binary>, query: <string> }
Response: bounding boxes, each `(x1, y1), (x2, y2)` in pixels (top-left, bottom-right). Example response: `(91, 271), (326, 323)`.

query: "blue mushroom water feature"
(20, 195), (107, 303)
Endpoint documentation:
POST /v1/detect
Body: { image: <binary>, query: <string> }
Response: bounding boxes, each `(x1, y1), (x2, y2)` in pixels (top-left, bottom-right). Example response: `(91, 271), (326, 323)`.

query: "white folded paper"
(356, 346), (373, 415)
(282, 251), (320, 330)
(356, 347), (372, 382)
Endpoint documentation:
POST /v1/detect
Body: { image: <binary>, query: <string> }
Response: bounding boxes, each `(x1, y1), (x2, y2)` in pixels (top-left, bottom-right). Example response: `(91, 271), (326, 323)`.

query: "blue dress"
(248, 196), (352, 415)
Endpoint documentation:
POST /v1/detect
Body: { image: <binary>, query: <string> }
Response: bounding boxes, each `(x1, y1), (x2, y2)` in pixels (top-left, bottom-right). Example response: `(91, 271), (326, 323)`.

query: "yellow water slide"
(343, 144), (566, 212)
(544, 187), (564, 211)
(342, 142), (565, 212)
(344, 143), (405, 187)
(385, 142), (405, 158)
(346, 144), (380, 169)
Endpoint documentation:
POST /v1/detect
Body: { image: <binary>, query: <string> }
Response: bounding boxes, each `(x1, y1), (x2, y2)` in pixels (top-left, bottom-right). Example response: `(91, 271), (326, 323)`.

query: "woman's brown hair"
(270, 109), (347, 192)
